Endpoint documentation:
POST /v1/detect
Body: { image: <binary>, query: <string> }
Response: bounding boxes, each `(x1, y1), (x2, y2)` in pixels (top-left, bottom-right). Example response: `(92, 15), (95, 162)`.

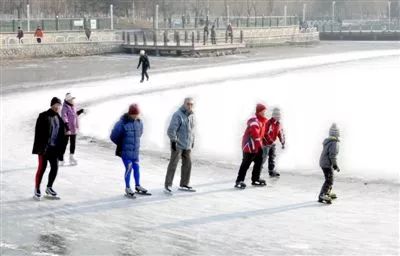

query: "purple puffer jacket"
(61, 101), (79, 135)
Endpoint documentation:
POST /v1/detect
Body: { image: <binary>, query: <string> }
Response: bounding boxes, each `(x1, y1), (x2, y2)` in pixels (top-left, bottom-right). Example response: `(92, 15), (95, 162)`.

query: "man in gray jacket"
(165, 97), (196, 193)
(318, 123), (340, 204)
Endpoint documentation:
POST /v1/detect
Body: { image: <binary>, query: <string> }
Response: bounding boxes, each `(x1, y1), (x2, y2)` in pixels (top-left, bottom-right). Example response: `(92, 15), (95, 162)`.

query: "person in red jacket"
(34, 26), (44, 43)
(262, 107), (285, 177)
(235, 104), (268, 189)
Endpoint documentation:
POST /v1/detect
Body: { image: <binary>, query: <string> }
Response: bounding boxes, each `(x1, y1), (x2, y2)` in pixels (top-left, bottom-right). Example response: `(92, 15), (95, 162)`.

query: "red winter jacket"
(263, 118), (285, 146)
(242, 114), (268, 153)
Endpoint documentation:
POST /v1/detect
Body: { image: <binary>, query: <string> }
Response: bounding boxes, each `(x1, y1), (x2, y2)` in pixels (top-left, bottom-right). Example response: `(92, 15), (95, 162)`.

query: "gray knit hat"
(272, 107), (281, 119)
(329, 123), (340, 137)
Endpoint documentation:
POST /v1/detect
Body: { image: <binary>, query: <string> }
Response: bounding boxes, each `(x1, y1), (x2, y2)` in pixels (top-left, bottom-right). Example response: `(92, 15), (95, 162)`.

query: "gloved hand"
(333, 165), (340, 172)
(281, 143), (285, 150)
(77, 109), (85, 115)
(171, 141), (177, 151)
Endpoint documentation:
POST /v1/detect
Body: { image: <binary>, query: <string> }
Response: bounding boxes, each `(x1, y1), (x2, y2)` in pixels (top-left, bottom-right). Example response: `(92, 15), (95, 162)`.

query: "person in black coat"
(32, 97), (67, 199)
(137, 50), (150, 83)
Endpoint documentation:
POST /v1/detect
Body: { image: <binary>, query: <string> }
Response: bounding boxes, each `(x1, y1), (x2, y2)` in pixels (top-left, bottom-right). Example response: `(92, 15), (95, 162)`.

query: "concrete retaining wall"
(0, 30), (122, 46)
(319, 31), (400, 41)
(1, 42), (124, 59)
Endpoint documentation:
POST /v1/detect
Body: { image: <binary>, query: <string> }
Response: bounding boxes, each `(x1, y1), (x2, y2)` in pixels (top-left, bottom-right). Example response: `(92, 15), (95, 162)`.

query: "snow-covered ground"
(1, 46), (399, 255)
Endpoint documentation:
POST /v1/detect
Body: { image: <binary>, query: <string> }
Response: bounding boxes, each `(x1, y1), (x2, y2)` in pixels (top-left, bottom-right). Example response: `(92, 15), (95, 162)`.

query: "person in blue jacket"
(110, 103), (148, 198)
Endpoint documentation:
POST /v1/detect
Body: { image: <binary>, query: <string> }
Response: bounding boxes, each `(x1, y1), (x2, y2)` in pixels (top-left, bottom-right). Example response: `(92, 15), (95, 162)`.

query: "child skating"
(262, 107), (285, 177)
(235, 104), (268, 189)
(110, 103), (150, 198)
(318, 123), (341, 204)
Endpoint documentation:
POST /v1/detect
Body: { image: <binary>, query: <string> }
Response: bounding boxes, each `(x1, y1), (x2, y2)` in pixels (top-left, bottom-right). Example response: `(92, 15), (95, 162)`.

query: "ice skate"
(164, 186), (173, 194)
(33, 188), (41, 201)
(45, 187), (60, 200)
(69, 154), (78, 166)
(318, 194), (332, 204)
(135, 185), (151, 196)
(178, 185), (196, 192)
(234, 181), (247, 189)
(251, 179), (267, 186)
(125, 187), (136, 199)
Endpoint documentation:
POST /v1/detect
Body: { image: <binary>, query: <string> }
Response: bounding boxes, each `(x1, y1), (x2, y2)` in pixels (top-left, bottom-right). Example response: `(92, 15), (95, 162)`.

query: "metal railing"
(0, 17), (112, 32)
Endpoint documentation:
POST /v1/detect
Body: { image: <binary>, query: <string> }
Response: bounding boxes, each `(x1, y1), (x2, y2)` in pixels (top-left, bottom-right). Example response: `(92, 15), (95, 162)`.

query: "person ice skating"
(17, 26), (24, 44)
(60, 93), (85, 166)
(137, 50), (150, 83)
(34, 26), (44, 43)
(262, 107), (285, 177)
(32, 97), (67, 200)
(235, 104), (268, 189)
(318, 123), (341, 204)
(110, 104), (149, 198)
(164, 97), (196, 193)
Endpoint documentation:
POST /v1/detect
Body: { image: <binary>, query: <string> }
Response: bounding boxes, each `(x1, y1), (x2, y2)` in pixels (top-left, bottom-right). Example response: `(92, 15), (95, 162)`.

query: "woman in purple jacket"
(60, 93), (84, 165)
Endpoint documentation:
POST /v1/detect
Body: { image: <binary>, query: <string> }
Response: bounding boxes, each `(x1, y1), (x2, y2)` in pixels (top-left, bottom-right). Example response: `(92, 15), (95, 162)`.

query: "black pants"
(262, 144), (277, 172)
(236, 150), (264, 183)
(319, 167), (334, 197)
(141, 68), (149, 81)
(59, 135), (76, 161)
(35, 146), (59, 189)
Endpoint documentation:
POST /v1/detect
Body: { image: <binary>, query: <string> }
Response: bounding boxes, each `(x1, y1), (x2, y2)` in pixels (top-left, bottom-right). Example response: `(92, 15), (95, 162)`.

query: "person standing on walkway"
(34, 26), (44, 43)
(203, 23), (209, 45)
(32, 97), (66, 200)
(164, 97), (196, 194)
(137, 50), (150, 83)
(211, 24), (216, 44)
(17, 26), (24, 44)
(226, 23), (233, 43)
(60, 93), (85, 166)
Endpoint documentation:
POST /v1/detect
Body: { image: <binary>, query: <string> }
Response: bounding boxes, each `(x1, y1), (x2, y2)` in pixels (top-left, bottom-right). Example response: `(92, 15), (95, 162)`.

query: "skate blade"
(44, 195), (61, 200)
(234, 186), (246, 189)
(251, 184), (267, 187)
(178, 188), (196, 192)
(33, 196), (41, 201)
(136, 192), (152, 196)
(164, 190), (173, 195)
(269, 175), (280, 178)
(318, 199), (332, 204)
(124, 194), (136, 199)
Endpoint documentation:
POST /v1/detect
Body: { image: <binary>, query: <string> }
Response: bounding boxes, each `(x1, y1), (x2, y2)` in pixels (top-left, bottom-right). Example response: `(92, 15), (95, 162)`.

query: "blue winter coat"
(110, 114), (143, 161)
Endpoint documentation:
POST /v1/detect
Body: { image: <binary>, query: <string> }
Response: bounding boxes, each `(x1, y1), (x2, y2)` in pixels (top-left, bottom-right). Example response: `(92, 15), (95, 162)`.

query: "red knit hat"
(256, 103), (267, 114)
(128, 104), (140, 115)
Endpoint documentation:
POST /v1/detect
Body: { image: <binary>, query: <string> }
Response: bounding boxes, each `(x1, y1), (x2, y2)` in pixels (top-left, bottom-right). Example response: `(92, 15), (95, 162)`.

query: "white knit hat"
(65, 93), (75, 102)
(329, 123), (340, 137)
(272, 107), (281, 119)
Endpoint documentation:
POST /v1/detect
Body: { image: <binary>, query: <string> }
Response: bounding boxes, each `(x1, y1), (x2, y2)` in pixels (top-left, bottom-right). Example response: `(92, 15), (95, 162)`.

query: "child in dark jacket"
(318, 123), (341, 204)
(110, 104), (148, 198)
